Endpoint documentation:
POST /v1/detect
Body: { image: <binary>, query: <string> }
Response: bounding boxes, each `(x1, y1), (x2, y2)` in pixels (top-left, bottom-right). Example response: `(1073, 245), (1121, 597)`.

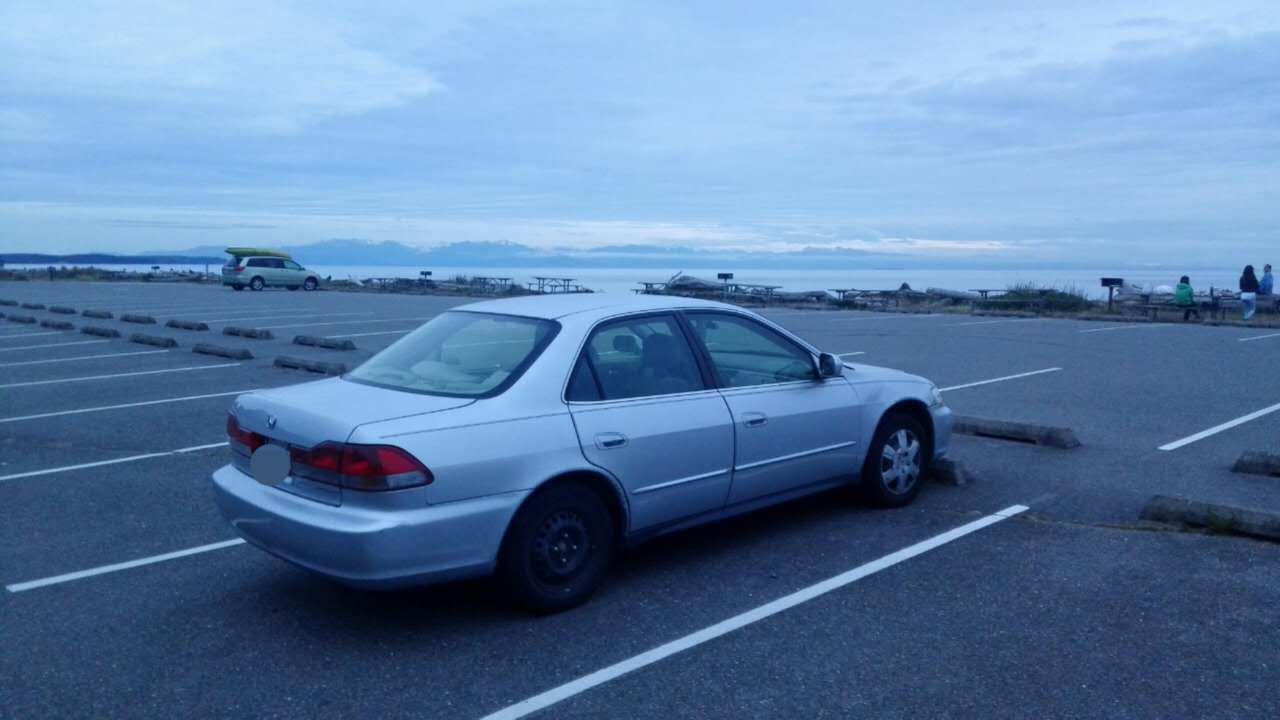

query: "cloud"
(0, 0), (441, 132)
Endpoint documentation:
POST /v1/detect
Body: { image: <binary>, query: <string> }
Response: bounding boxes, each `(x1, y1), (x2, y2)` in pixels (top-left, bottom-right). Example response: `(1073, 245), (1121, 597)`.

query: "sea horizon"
(4, 262), (1252, 299)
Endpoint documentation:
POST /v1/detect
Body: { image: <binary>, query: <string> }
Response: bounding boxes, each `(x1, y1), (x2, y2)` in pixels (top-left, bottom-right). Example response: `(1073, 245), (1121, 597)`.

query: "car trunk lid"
(231, 377), (472, 504)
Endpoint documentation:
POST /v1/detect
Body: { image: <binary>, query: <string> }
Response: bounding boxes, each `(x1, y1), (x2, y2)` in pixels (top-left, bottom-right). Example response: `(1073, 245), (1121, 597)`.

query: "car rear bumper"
(930, 404), (953, 460)
(212, 465), (528, 589)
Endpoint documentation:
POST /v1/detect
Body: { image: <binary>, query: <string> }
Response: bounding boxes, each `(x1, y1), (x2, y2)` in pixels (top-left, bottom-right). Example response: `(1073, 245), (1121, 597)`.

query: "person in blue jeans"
(1240, 265), (1260, 320)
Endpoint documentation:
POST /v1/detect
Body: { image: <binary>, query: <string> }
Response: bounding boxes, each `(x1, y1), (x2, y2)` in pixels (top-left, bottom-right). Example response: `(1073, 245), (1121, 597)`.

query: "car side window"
(686, 312), (817, 388)
(577, 314), (705, 400)
(246, 258), (265, 267)
(566, 355), (601, 402)
(268, 259), (286, 269)
(283, 260), (301, 270)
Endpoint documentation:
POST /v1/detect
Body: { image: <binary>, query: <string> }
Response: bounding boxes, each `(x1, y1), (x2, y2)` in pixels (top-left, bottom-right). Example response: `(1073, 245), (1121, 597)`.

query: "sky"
(1, 0), (1278, 266)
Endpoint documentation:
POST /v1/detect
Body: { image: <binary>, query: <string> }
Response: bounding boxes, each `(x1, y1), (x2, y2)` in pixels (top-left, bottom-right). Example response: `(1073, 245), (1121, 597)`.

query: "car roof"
(455, 293), (741, 320)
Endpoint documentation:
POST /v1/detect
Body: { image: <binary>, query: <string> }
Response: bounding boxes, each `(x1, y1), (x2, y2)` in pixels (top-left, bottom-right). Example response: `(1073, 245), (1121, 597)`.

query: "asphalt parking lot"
(2, 282), (1277, 719)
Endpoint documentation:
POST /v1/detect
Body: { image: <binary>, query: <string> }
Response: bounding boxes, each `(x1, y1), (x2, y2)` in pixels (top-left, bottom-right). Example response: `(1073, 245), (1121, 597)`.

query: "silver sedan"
(213, 294), (951, 611)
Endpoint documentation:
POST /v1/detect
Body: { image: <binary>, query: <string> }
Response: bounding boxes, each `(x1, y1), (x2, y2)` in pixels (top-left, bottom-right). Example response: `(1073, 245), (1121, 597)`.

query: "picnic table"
(725, 282), (782, 302)
(968, 288), (1008, 299)
(471, 276), (513, 294)
(530, 276), (582, 294)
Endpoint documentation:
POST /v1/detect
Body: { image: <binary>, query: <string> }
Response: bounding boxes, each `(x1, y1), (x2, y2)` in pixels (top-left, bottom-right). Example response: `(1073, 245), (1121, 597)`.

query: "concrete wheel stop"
(1140, 495), (1280, 542)
(953, 415), (1080, 449)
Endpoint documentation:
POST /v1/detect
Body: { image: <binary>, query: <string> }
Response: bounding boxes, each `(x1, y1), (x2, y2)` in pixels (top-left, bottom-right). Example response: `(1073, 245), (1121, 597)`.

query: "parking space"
(2, 282), (1278, 718)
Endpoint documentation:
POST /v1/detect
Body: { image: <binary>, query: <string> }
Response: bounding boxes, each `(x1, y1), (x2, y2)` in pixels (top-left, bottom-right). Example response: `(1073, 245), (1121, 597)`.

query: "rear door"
(244, 257), (269, 283)
(684, 311), (861, 506)
(566, 313), (735, 531)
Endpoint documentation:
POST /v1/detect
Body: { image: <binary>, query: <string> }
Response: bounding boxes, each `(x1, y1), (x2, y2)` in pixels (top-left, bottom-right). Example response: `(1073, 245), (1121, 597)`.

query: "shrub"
(1003, 282), (1093, 313)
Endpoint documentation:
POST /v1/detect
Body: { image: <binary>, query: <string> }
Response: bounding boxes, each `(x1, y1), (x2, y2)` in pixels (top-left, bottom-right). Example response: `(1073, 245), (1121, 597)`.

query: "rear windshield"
(223, 257), (243, 268)
(347, 311), (558, 397)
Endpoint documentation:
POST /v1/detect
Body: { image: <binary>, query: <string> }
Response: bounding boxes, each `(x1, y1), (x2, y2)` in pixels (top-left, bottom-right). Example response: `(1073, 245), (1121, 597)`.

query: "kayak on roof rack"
(224, 247), (293, 259)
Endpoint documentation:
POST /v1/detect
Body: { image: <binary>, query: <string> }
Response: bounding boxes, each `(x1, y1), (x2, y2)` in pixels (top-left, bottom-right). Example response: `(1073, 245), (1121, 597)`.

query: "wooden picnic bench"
(635, 281), (668, 294)
(529, 276), (583, 294)
(968, 288), (1008, 300)
(470, 276), (513, 294)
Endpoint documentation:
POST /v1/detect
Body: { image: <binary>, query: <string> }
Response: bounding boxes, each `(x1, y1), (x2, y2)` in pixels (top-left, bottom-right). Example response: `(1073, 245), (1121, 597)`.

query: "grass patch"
(1003, 282), (1093, 313)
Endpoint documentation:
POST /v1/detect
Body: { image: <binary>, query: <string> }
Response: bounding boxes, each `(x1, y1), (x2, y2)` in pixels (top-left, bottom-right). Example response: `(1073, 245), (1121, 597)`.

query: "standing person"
(1175, 276), (1200, 321)
(1239, 265), (1259, 320)
(1261, 264), (1274, 296)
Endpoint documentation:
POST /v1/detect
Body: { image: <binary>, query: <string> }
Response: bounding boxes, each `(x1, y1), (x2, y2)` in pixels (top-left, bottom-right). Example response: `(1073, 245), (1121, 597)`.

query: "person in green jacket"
(1175, 275), (1200, 321)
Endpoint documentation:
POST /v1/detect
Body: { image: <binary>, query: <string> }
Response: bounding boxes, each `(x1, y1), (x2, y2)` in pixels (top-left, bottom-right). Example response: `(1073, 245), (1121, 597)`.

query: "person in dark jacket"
(1240, 265), (1260, 320)
(1174, 276), (1199, 321)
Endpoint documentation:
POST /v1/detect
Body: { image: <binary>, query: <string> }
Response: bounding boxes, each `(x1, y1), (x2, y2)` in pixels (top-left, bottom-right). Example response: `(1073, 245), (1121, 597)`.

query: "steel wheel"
(531, 510), (591, 583)
(499, 481), (614, 613)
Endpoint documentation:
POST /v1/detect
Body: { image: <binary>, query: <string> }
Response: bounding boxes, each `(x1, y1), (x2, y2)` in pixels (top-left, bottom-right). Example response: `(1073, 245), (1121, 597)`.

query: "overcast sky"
(2, 0), (1277, 264)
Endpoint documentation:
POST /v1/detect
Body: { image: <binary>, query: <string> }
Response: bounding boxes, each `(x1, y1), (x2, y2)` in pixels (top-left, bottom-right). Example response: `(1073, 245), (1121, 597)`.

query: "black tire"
(859, 412), (929, 508)
(499, 482), (615, 613)
(303, 277), (318, 291)
(249, 276), (265, 291)
(232, 285), (244, 292)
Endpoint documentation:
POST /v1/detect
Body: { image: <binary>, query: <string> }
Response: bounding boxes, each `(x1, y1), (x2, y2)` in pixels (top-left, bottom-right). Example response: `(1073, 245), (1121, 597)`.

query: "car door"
(245, 257), (273, 285)
(566, 313), (735, 531)
(684, 311), (861, 506)
(282, 259), (305, 284)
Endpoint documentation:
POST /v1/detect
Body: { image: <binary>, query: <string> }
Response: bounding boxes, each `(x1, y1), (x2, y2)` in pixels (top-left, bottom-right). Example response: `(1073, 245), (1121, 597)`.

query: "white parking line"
(940, 367), (1062, 392)
(6, 539), (246, 593)
(0, 363), (241, 389)
(0, 349), (168, 369)
(1238, 332), (1280, 343)
(949, 318), (1031, 327)
(326, 329), (413, 339)
(0, 389), (258, 424)
(0, 331), (67, 340)
(0, 441), (228, 482)
(199, 311), (372, 324)
(1078, 324), (1171, 334)
(258, 316), (433, 330)
(479, 505), (1029, 720)
(829, 313), (940, 323)
(1158, 401), (1280, 451)
(0, 339), (110, 353)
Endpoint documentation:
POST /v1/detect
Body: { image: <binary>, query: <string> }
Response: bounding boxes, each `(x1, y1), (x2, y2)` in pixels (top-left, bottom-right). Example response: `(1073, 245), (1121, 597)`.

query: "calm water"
(7, 263), (1246, 299)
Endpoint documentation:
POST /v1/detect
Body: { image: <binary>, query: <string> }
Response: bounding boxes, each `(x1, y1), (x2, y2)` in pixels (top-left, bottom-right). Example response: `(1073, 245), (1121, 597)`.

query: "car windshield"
(347, 311), (558, 397)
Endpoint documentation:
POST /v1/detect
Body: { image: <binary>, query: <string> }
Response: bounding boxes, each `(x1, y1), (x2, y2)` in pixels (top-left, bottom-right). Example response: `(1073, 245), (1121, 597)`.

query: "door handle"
(742, 412), (768, 428)
(595, 432), (628, 449)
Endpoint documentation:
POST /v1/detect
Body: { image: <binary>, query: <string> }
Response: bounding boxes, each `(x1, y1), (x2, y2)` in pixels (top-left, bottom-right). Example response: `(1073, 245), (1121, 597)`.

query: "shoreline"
(4, 269), (1277, 329)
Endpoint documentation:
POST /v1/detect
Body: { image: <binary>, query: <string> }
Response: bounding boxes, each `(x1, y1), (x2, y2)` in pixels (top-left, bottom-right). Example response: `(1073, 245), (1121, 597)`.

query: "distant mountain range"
(6, 239), (1146, 272)
(153, 239), (897, 270)
(2, 252), (223, 265)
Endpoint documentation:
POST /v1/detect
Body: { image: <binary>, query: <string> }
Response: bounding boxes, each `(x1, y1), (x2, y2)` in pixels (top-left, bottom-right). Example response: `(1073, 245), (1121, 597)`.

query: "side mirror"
(817, 352), (843, 378)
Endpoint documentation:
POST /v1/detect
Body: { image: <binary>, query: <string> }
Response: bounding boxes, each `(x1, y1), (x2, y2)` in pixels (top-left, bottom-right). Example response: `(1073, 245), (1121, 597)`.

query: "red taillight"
(290, 442), (432, 491)
(230, 266), (245, 273)
(226, 414), (265, 453)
